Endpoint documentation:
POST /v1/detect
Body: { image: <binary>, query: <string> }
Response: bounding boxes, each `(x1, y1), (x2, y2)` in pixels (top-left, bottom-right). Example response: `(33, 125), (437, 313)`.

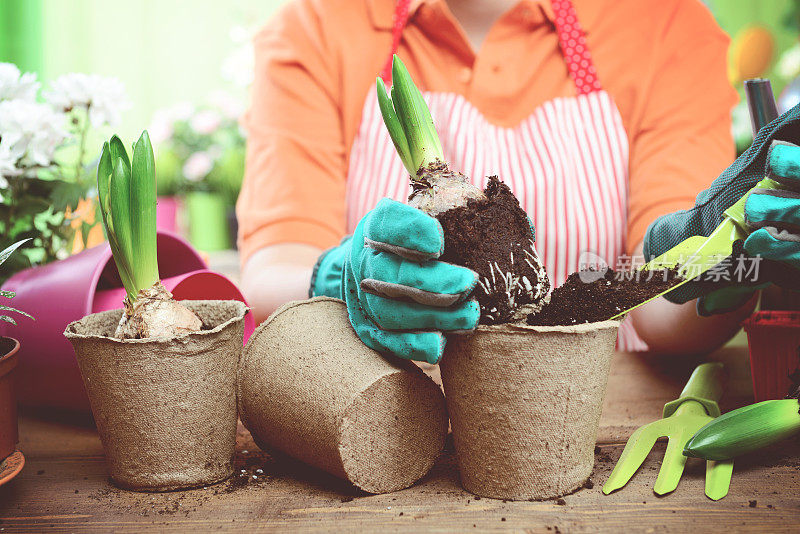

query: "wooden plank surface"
(1, 346), (799, 533)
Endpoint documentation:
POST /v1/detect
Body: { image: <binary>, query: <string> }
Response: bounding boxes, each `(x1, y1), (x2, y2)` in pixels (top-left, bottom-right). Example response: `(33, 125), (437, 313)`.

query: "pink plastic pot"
(0, 231), (252, 413)
(92, 270), (254, 341)
(156, 196), (181, 234)
(742, 311), (800, 402)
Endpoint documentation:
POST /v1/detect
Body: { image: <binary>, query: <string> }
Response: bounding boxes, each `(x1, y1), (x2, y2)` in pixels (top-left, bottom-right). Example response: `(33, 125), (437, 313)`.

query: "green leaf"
(0, 315), (17, 326)
(50, 181), (85, 213)
(0, 304), (33, 320)
(0, 239), (31, 268)
(110, 157), (136, 300)
(130, 130), (159, 290)
(0, 290), (15, 299)
(376, 77), (415, 175)
(97, 142), (113, 234)
(97, 141), (135, 300)
(108, 135), (131, 177)
(390, 55), (443, 172)
(14, 197), (51, 217)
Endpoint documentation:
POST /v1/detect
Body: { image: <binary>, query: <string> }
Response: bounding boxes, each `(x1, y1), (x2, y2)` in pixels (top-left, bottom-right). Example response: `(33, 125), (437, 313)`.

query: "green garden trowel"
(609, 79), (782, 321)
(602, 363), (734, 501)
(608, 176), (784, 320)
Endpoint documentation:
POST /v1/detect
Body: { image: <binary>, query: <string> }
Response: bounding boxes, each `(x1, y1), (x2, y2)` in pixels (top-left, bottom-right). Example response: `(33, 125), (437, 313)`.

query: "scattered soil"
(436, 176), (549, 324)
(527, 267), (683, 326)
(86, 433), (271, 517)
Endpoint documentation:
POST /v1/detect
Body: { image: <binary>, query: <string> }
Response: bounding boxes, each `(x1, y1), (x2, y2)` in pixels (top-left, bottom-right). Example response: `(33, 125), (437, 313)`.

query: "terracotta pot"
(238, 298), (448, 494)
(743, 311), (800, 401)
(64, 300), (248, 491)
(0, 337), (20, 461)
(0, 231), (252, 413)
(440, 320), (620, 500)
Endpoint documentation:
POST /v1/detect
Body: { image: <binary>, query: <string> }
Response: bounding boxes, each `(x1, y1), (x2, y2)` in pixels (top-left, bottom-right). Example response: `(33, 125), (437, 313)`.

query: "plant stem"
(74, 108), (91, 186)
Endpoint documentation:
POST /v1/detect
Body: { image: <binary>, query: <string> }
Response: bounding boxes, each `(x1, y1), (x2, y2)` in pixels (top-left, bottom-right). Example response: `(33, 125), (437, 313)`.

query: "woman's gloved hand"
(743, 141), (800, 273)
(645, 103), (800, 314)
(311, 198), (480, 364)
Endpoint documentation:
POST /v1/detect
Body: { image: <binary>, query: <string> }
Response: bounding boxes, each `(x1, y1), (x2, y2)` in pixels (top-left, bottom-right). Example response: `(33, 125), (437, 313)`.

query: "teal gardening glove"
(310, 198), (480, 364)
(645, 106), (800, 315)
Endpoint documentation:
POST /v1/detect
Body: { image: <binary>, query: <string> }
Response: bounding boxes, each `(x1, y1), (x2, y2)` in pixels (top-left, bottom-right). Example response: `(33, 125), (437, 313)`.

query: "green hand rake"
(602, 363), (734, 501)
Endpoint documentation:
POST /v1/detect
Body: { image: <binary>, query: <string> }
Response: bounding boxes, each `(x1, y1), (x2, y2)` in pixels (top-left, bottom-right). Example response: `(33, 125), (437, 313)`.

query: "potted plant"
(0, 240), (33, 477)
(149, 97), (246, 251)
(0, 64), (132, 270)
(375, 57), (687, 500)
(63, 131), (248, 491)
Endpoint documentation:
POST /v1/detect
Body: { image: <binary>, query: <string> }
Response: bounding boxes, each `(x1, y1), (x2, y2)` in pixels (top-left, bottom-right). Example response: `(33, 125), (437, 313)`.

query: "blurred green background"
(0, 0), (284, 140)
(2, 0), (800, 254)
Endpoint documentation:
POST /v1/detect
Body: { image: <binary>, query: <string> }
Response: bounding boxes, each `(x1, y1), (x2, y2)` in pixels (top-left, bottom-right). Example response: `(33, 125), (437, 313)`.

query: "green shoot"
(0, 239), (34, 325)
(97, 131), (159, 303)
(376, 55), (444, 177)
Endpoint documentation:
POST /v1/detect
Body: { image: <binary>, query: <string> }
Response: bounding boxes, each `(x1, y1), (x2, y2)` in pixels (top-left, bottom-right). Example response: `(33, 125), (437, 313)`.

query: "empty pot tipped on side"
(238, 297), (449, 494)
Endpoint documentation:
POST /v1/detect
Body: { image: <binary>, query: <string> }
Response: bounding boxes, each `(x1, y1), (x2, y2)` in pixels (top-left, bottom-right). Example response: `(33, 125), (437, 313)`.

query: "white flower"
(44, 73), (131, 127)
(0, 141), (16, 177)
(183, 152), (214, 181)
(0, 100), (67, 173)
(0, 63), (39, 102)
(190, 109), (222, 135)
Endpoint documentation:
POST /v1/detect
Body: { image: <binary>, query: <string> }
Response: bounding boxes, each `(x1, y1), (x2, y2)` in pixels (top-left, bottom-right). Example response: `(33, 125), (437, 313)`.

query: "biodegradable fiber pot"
(238, 297), (448, 494)
(64, 300), (248, 491)
(440, 320), (620, 501)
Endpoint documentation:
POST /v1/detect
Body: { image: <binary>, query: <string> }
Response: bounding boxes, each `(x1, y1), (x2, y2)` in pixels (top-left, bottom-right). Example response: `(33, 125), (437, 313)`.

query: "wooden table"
(1, 344), (799, 533)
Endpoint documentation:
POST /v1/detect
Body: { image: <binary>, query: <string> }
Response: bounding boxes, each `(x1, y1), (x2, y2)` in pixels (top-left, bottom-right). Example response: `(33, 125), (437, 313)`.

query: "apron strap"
(381, 0), (602, 94)
(379, 0), (411, 82)
(550, 0), (602, 94)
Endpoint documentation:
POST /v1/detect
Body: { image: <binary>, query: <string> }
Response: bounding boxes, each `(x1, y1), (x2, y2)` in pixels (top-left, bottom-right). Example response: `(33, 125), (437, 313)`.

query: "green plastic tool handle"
(663, 362), (724, 419)
(723, 177), (784, 233)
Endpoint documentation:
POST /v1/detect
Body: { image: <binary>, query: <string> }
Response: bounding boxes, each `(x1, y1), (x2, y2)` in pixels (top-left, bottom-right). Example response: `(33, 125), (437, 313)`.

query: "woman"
(238, 0), (756, 360)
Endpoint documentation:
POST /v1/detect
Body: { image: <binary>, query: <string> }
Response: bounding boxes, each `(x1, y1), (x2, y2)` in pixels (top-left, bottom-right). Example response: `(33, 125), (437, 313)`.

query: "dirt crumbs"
(437, 176), (549, 324)
(527, 267), (683, 326)
(87, 448), (271, 517)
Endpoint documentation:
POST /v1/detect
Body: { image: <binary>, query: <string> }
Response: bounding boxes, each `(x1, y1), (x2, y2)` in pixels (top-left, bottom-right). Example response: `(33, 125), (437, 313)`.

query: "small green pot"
(185, 192), (231, 252)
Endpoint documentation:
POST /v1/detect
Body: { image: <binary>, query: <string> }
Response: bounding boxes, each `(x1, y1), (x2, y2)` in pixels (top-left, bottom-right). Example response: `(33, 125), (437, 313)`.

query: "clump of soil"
(435, 175), (549, 324)
(527, 267), (683, 326)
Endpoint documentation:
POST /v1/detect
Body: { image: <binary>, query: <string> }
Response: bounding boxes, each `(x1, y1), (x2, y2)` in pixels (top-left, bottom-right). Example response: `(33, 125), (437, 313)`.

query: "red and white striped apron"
(345, 0), (644, 350)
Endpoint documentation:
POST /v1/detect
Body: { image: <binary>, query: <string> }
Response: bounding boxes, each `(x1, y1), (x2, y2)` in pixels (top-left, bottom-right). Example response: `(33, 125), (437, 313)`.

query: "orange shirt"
(237, 0), (737, 264)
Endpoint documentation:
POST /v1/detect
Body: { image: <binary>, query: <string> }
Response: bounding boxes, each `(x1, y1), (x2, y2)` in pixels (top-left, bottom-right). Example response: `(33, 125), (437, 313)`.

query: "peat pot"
(64, 300), (248, 491)
(238, 297), (448, 494)
(0, 337), (20, 462)
(1, 230), (253, 413)
(440, 320), (620, 500)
